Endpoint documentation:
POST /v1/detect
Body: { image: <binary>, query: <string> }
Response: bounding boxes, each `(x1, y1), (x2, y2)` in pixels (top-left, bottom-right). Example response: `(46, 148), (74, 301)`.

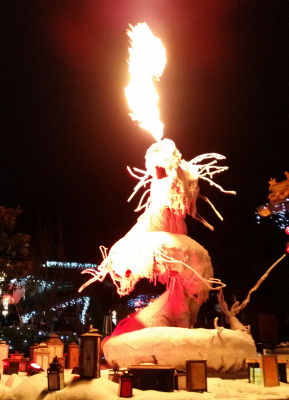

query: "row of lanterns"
(0, 326), (102, 391)
(1, 326), (209, 396)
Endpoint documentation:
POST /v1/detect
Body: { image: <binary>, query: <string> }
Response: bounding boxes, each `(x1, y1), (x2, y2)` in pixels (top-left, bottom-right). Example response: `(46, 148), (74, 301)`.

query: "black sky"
(2, 1), (289, 301)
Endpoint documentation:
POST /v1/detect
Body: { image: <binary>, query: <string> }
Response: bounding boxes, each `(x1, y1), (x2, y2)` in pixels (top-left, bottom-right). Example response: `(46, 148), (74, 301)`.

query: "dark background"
(2, 0), (289, 331)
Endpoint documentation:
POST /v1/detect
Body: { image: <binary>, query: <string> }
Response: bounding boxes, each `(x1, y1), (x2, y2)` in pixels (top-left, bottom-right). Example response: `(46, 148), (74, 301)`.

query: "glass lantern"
(47, 356), (64, 390)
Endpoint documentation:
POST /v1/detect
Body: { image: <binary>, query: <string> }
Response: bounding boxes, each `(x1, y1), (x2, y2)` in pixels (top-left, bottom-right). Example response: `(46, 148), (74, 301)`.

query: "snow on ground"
(1, 369), (289, 400)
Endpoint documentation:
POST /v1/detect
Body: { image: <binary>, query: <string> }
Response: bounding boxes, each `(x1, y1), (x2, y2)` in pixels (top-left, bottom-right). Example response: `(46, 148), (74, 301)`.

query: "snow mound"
(103, 326), (257, 371)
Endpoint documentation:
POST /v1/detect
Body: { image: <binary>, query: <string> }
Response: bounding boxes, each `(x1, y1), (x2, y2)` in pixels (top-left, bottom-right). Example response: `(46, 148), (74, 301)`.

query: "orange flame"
(125, 23), (166, 142)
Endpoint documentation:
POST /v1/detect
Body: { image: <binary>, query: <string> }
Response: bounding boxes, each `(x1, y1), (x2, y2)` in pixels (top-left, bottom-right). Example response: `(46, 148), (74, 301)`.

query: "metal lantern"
(35, 342), (50, 371)
(47, 333), (64, 363)
(80, 325), (102, 379)
(0, 341), (9, 373)
(47, 356), (64, 391)
(67, 342), (80, 369)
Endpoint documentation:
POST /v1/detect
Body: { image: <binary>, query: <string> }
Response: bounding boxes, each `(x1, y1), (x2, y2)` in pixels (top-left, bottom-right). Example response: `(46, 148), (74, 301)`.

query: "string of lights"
(21, 296), (90, 325)
(127, 294), (158, 310)
(256, 199), (289, 230)
(43, 261), (97, 269)
(11, 276), (55, 290)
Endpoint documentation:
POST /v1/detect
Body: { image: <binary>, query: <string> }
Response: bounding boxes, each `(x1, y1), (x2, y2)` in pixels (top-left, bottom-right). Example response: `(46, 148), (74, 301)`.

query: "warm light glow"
(29, 362), (42, 369)
(125, 22), (166, 141)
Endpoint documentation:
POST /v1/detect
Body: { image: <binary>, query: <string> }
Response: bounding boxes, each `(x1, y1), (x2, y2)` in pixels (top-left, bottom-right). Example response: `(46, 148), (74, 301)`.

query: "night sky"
(2, 1), (289, 307)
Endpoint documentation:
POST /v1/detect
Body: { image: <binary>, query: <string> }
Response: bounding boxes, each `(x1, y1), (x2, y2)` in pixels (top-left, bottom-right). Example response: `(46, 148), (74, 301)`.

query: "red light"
(286, 243), (289, 254)
(285, 226), (289, 235)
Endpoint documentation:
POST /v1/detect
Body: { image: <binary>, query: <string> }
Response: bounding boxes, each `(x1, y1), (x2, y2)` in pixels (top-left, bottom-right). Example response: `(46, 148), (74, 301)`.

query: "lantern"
(80, 325), (102, 379)
(47, 333), (64, 363)
(47, 356), (64, 391)
(262, 354), (280, 387)
(2, 358), (20, 375)
(102, 314), (113, 337)
(109, 366), (122, 383)
(67, 342), (80, 369)
(0, 341), (9, 373)
(35, 342), (50, 371)
(246, 359), (263, 384)
(19, 358), (29, 372)
(186, 360), (207, 392)
(10, 352), (24, 361)
(118, 371), (133, 398)
(29, 343), (39, 362)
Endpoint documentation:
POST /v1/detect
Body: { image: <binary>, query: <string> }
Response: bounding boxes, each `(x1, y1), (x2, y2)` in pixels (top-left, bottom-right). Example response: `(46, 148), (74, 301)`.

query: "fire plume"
(125, 23), (166, 142)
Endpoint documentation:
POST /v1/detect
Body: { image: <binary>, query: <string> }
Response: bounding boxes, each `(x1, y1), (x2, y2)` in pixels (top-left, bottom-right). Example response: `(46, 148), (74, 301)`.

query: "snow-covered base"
(1, 369), (289, 400)
(103, 326), (257, 372)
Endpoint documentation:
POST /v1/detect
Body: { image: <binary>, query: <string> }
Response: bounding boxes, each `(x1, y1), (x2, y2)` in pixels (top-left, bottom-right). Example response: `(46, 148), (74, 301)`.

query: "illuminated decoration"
(0, 272), (5, 297)
(51, 296), (90, 325)
(2, 295), (10, 316)
(43, 261), (97, 269)
(21, 296), (90, 325)
(11, 275), (54, 291)
(257, 172), (289, 230)
(79, 22), (235, 337)
(21, 310), (36, 324)
(111, 310), (117, 325)
(127, 294), (158, 311)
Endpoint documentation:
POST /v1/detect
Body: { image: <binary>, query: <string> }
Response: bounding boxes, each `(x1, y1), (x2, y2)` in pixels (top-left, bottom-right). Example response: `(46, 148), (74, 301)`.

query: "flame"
(125, 23), (166, 142)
